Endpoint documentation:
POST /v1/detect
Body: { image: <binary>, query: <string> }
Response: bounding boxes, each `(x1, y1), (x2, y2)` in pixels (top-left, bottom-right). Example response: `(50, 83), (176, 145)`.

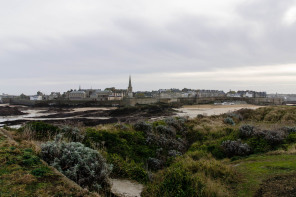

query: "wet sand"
(176, 104), (263, 118)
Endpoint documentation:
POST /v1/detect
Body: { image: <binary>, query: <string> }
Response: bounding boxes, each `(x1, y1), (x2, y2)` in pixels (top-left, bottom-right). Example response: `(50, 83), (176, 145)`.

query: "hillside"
(1, 105), (296, 196)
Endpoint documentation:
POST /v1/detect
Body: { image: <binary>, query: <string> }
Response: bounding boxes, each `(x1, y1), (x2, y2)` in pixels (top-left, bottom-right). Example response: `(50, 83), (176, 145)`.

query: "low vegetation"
(0, 131), (97, 197)
(2, 105), (296, 196)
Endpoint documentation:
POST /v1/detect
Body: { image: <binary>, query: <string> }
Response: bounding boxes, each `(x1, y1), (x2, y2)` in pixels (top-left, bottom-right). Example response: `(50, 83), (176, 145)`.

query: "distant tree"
(105, 87), (116, 92)
(37, 91), (43, 96)
(20, 93), (29, 99)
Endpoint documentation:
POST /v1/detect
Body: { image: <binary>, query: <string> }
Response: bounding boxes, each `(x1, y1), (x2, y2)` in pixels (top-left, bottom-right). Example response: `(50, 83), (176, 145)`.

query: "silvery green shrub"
(60, 125), (84, 142)
(239, 125), (255, 138)
(156, 125), (175, 137)
(224, 117), (235, 125)
(147, 157), (163, 171)
(134, 121), (152, 133)
(282, 127), (296, 134)
(221, 140), (251, 157)
(264, 130), (286, 145)
(41, 137), (112, 191)
(165, 117), (187, 131)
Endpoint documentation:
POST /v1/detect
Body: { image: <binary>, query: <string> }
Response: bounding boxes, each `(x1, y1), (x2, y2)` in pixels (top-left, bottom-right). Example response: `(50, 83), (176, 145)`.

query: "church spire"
(127, 75), (133, 97)
(128, 75), (132, 89)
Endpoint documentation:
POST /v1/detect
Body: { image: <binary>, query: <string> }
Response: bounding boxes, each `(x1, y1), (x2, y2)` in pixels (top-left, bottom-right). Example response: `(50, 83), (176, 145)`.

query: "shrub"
(224, 117), (235, 125)
(31, 166), (50, 177)
(108, 154), (148, 183)
(165, 117), (187, 132)
(239, 125), (255, 138)
(286, 133), (296, 143)
(148, 157), (163, 171)
(264, 130), (286, 146)
(114, 123), (129, 131)
(60, 125), (84, 142)
(282, 127), (296, 134)
(221, 140), (251, 157)
(247, 137), (270, 153)
(152, 120), (166, 128)
(167, 150), (182, 157)
(21, 121), (60, 140)
(41, 138), (112, 192)
(156, 125), (175, 137)
(133, 121), (152, 133)
(142, 163), (204, 197)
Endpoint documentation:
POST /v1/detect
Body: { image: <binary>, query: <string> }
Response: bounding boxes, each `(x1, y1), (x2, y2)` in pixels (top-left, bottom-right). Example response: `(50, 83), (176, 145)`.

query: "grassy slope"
(0, 131), (97, 197)
(233, 154), (296, 197)
(143, 106), (296, 196)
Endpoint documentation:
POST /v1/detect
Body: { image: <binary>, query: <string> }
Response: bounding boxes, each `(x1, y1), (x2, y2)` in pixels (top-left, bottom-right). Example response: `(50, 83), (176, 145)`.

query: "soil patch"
(255, 173), (296, 197)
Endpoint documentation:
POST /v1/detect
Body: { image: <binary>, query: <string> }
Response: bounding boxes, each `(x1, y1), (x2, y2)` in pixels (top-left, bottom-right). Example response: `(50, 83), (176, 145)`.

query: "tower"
(127, 75), (133, 98)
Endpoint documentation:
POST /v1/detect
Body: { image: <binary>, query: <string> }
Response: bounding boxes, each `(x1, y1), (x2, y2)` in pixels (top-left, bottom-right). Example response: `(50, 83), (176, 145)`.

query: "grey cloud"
(1, 0), (296, 94)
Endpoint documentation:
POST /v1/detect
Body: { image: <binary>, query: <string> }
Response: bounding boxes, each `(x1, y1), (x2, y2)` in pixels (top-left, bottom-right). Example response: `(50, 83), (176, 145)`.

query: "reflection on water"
(0, 106), (112, 128)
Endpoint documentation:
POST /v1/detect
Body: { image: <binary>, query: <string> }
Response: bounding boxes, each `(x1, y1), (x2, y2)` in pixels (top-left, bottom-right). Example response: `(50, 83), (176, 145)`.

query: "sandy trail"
(111, 179), (143, 197)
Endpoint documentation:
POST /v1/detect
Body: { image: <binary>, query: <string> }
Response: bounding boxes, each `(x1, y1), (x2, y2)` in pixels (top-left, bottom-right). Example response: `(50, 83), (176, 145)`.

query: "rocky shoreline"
(0, 104), (177, 127)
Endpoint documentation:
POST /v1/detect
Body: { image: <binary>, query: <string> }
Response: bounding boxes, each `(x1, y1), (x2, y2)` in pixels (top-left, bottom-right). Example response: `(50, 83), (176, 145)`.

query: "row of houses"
(1, 87), (267, 102)
(68, 89), (127, 101)
(134, 89), (267, 99)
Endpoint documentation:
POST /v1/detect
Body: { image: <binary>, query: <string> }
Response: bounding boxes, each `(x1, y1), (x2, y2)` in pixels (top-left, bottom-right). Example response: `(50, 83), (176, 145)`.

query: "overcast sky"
(1, 0), (296, 95)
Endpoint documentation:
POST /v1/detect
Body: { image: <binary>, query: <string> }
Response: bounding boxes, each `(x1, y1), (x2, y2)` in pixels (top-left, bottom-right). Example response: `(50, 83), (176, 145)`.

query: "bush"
(264, 130), (286, 146)
(142, 163), (204, 197)
(148, 157), (163, 171)
(156, 125), (175, 137)
(282, 127), (296, 134)
(221, 140), (251, 157)
(114, 123), (129, 131)
(60, 125), (84, 142)
(133, 121), (152, 133)
(31, 166), (50, 177)
(247, 137), (270, 153)
(239, 125), (255, 138)
(21, 121), (60, 140)
(41, 138), (112, 192)
(286, 133), (296, 143)
(224, 117), (235, 125)
(165, 117), (187, 132)
(108, 154), (148, 183)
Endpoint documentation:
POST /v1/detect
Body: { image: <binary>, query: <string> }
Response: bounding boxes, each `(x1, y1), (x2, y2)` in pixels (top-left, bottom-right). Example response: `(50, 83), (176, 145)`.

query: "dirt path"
(111, 179), (143, 197)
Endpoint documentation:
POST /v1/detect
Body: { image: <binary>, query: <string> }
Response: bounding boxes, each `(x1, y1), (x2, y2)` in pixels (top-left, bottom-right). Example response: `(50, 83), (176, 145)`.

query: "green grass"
(0, 132), (97, 197)
(233, 154), (296, 197)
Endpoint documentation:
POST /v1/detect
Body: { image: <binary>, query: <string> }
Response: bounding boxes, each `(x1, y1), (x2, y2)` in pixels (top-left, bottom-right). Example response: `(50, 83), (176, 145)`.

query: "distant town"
(0, 76), (295, 105)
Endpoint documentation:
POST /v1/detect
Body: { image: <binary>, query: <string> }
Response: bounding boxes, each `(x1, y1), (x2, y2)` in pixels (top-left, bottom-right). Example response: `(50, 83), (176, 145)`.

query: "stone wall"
(9, 97), (284, 107)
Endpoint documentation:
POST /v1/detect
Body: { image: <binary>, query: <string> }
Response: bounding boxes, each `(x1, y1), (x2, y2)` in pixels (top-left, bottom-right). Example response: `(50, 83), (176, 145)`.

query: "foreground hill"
(1, 105), (296, 196)
(0, 129), (99, 197)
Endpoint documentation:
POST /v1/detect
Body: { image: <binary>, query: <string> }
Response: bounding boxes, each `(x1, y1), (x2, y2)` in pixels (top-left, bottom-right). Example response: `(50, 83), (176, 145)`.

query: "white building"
(30, 95), (43, 101)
